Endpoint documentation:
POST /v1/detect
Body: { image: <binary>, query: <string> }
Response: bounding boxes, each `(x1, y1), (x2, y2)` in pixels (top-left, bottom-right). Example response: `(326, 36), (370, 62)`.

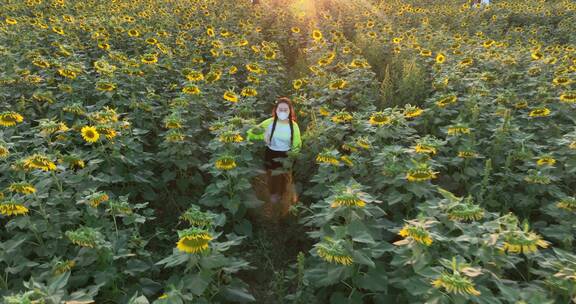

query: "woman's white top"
(264, 121), (292, 151)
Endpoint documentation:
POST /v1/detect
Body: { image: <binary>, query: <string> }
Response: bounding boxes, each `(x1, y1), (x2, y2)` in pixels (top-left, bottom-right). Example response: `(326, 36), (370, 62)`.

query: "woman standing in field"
(247, 97), (302, 220)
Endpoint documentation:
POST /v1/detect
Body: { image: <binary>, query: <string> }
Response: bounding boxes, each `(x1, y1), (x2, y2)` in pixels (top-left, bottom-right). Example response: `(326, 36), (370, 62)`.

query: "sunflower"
(53, 260), (76, 275)
(435, 52), (446, 64)
(414, 144), (437, 155)
(447, 126), (471, 135)
(291, 26), (300, 33)
(164, 130), (184, 143)
(87, 192), (109, 207)
(447, 202), (485, 222)
(215, 156), (237, 170)
(241, 87), (258, 97)
(0, 111), (24, 127)
(23, 154), (56, 171)
(331, 193), (365, 208)
(315, 238), (353, 266)
(223, 91), (239, 103)
(180, 205), (214, 227)
(457, 151), (478, 159)
(205, 70), (222, 82)
(436, 95), (457, 107)
(128, 29), (140, 37)
(369, 112), (393, 126)
(32, 58), (50, 69)
(228, 66), (238, 75)
(556, 197), (576, 212)
(5, 17), (17, 25)
(65, 227), (104, 248)
(312, 30), (323, 41)
(420, 49), (432, 57)
(186, 71), (204, 82)
(329, 79), (347, 90)
(182, 85), (201, 95)
(340, 155), (354, 167)
(499, 230), (550, 255)
(292, 79), (303, 90)
(141, 53), (158, 64)
(0, 201), (29, 216)
(316, 153), (340, 166)
(552, 77), (572, 86)
(406, 167), (438, 182)
(98, 42), (110, 50)
(531, 52), (543, 60)
(536, 156), (556, 166)
(528, 107), (551, 118)
(331, 112), (353, 124)
(264, 50), (276, 60)
(145, 37), (158, 45)
(81, 126), (100, 143)
(245, 63), (262, 74)
(96, 81), (117, 92)
(401, 107), (422, 120)
(398, 223), (433, 246)
(0, 145), (9, 158)
(49, 22), (67, 33)
(218, 132), (244, 143)
(57, 68), (78, 79)
(560, 92), (576, 103)
(176, 228), (212, 254)
(432, 272), (481, 296)
(8, 182), (36, 195)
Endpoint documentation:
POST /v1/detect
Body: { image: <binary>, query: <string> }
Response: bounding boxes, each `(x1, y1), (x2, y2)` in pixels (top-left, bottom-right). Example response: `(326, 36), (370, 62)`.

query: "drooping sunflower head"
(0, 200), (29, 216)
(331, 192), (365, 208)
(331, 111), (353, 124)
(8, 182), (36, 195)
(432, 272), (481, 296)
(218, 131), (244, 143)
(66, 227), (105, 248)
(315, 237), (353, 266)
(23, 154), (57, 171)
(316, 151), (340, 166)
(0, 145), (9, 158)
(53, 259), (76, 275)
(96, 81), (117, 92)
(165, 129), (185, 143)
(328, 78), (347, 90)
(180, 205), (214, 227)
(435, 95), (458, 107)
(406, 164), (438, 182)
(215, 155), (237, 171)
(85, 192), (109, 208)
(556, 197), (576, 212)
(499, 230), (550, 255)
(447, 197), (485, 222)
(398, 223), (433, 246)
(176, 228), (212, 254)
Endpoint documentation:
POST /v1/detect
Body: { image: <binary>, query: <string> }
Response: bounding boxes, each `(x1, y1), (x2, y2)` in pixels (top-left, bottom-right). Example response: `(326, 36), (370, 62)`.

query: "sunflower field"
(1, 0), (575, 303)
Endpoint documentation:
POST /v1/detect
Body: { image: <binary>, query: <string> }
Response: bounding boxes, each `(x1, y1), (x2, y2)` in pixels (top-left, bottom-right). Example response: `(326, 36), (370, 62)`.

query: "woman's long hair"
(268, 97), (297, 148)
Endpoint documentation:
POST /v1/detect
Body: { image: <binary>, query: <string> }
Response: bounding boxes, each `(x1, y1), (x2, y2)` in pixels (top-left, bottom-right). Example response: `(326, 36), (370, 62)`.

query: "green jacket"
(247, 117), (302, 153)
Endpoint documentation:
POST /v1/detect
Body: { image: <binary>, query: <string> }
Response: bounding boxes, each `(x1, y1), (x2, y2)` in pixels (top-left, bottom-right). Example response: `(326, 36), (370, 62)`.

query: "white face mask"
(276, 110), (289, 120)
